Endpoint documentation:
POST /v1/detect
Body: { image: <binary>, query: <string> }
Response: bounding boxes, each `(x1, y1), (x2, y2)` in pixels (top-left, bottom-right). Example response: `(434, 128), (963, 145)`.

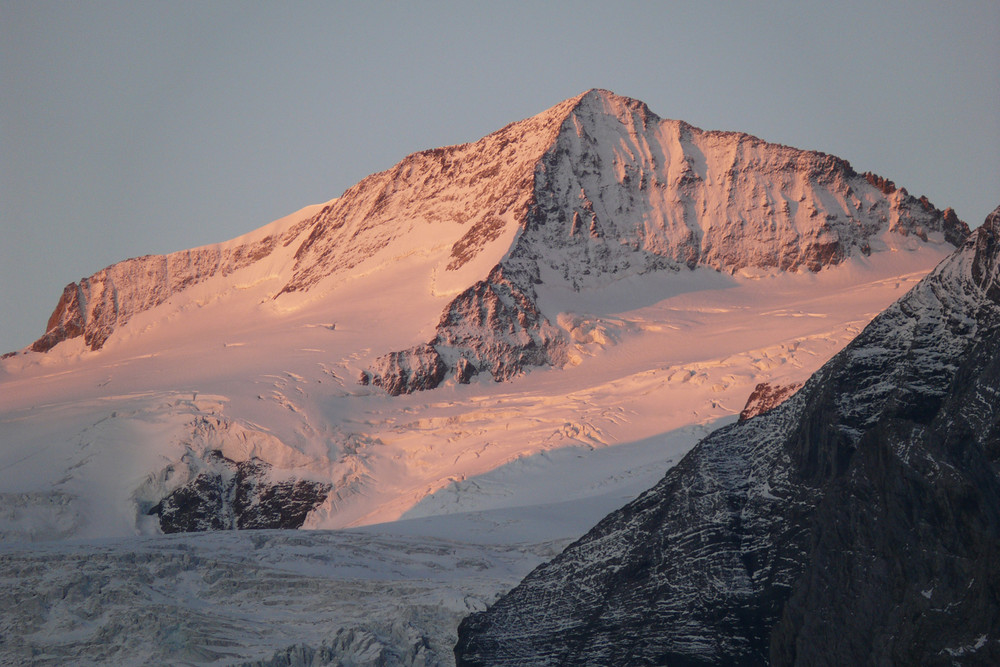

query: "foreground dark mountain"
(456, 207), (1000, 665)
(26, 90), (966, 399)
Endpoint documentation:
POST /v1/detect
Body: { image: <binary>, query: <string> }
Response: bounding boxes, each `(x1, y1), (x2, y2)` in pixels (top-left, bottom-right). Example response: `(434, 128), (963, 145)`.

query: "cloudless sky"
(2, 1), (998, 353)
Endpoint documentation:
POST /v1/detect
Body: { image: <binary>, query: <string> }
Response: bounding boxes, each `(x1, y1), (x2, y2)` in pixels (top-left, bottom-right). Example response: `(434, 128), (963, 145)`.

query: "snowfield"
(0, 230), (949, 543)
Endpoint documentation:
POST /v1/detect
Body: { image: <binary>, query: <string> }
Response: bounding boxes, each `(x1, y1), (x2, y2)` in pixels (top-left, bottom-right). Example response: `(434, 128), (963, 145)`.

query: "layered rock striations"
(31, 237), (280, 353)
(455, 206), (1000, 666)
(30, 90), (967, 397)
(517, 92), (967, 286)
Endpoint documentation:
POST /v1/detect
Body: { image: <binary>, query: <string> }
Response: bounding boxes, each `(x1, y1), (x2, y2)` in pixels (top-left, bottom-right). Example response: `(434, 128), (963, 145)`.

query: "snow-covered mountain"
(0, 89), (976, 664)
(456, 205), (1000, 666)
(1, 89), (967, 542)
(25, 90), (964, 391)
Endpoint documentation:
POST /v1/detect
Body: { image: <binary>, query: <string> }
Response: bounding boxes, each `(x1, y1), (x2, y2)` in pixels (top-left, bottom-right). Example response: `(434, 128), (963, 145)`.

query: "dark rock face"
(739, 382), (803, 422)
(149, 450), (332, 533)
(454, 356), (478, 384)
(455, 206), (1000, 666)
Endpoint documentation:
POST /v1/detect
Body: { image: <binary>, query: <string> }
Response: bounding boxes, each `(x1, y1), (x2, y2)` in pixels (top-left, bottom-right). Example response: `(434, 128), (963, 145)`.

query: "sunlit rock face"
(739, 381), (803, 421)
(455, 206), (1000, 666)
(374, 90), (967, 392)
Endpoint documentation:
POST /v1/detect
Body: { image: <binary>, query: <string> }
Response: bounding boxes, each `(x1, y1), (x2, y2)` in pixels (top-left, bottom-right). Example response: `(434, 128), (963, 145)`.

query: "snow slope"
(0, 240), (951, 542)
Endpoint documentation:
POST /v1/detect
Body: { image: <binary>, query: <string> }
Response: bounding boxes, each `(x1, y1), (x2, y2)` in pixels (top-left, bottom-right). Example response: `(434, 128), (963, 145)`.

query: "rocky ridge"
(455, 206), (1000, 666)
(30, 236), (281, 353)
(29, 94), (583, 355)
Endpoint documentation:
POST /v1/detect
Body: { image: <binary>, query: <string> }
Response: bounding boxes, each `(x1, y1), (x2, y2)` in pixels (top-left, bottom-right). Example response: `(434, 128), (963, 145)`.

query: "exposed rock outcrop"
(739, 381), (803, 421)
(32, 236), (281, 353)
(148, 450), (331, 533)
(361, 344), (448, 397)
(362, 267), (567, 394)
(455, 206), (1000, 666)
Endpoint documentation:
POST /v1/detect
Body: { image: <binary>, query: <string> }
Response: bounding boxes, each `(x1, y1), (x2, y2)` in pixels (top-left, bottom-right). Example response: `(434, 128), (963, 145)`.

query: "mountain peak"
(571, 88), (658, 119)
(24, 91), (967, 368)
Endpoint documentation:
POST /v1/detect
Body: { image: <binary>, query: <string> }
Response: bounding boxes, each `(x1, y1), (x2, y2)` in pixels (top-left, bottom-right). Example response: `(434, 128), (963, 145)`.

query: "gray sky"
(2, 1), (998, 353)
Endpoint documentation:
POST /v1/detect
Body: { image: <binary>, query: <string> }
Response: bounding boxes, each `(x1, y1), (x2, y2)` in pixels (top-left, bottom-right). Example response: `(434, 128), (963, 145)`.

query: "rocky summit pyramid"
(28, 89), (965, 397)
(455, 206), (1000, 666)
